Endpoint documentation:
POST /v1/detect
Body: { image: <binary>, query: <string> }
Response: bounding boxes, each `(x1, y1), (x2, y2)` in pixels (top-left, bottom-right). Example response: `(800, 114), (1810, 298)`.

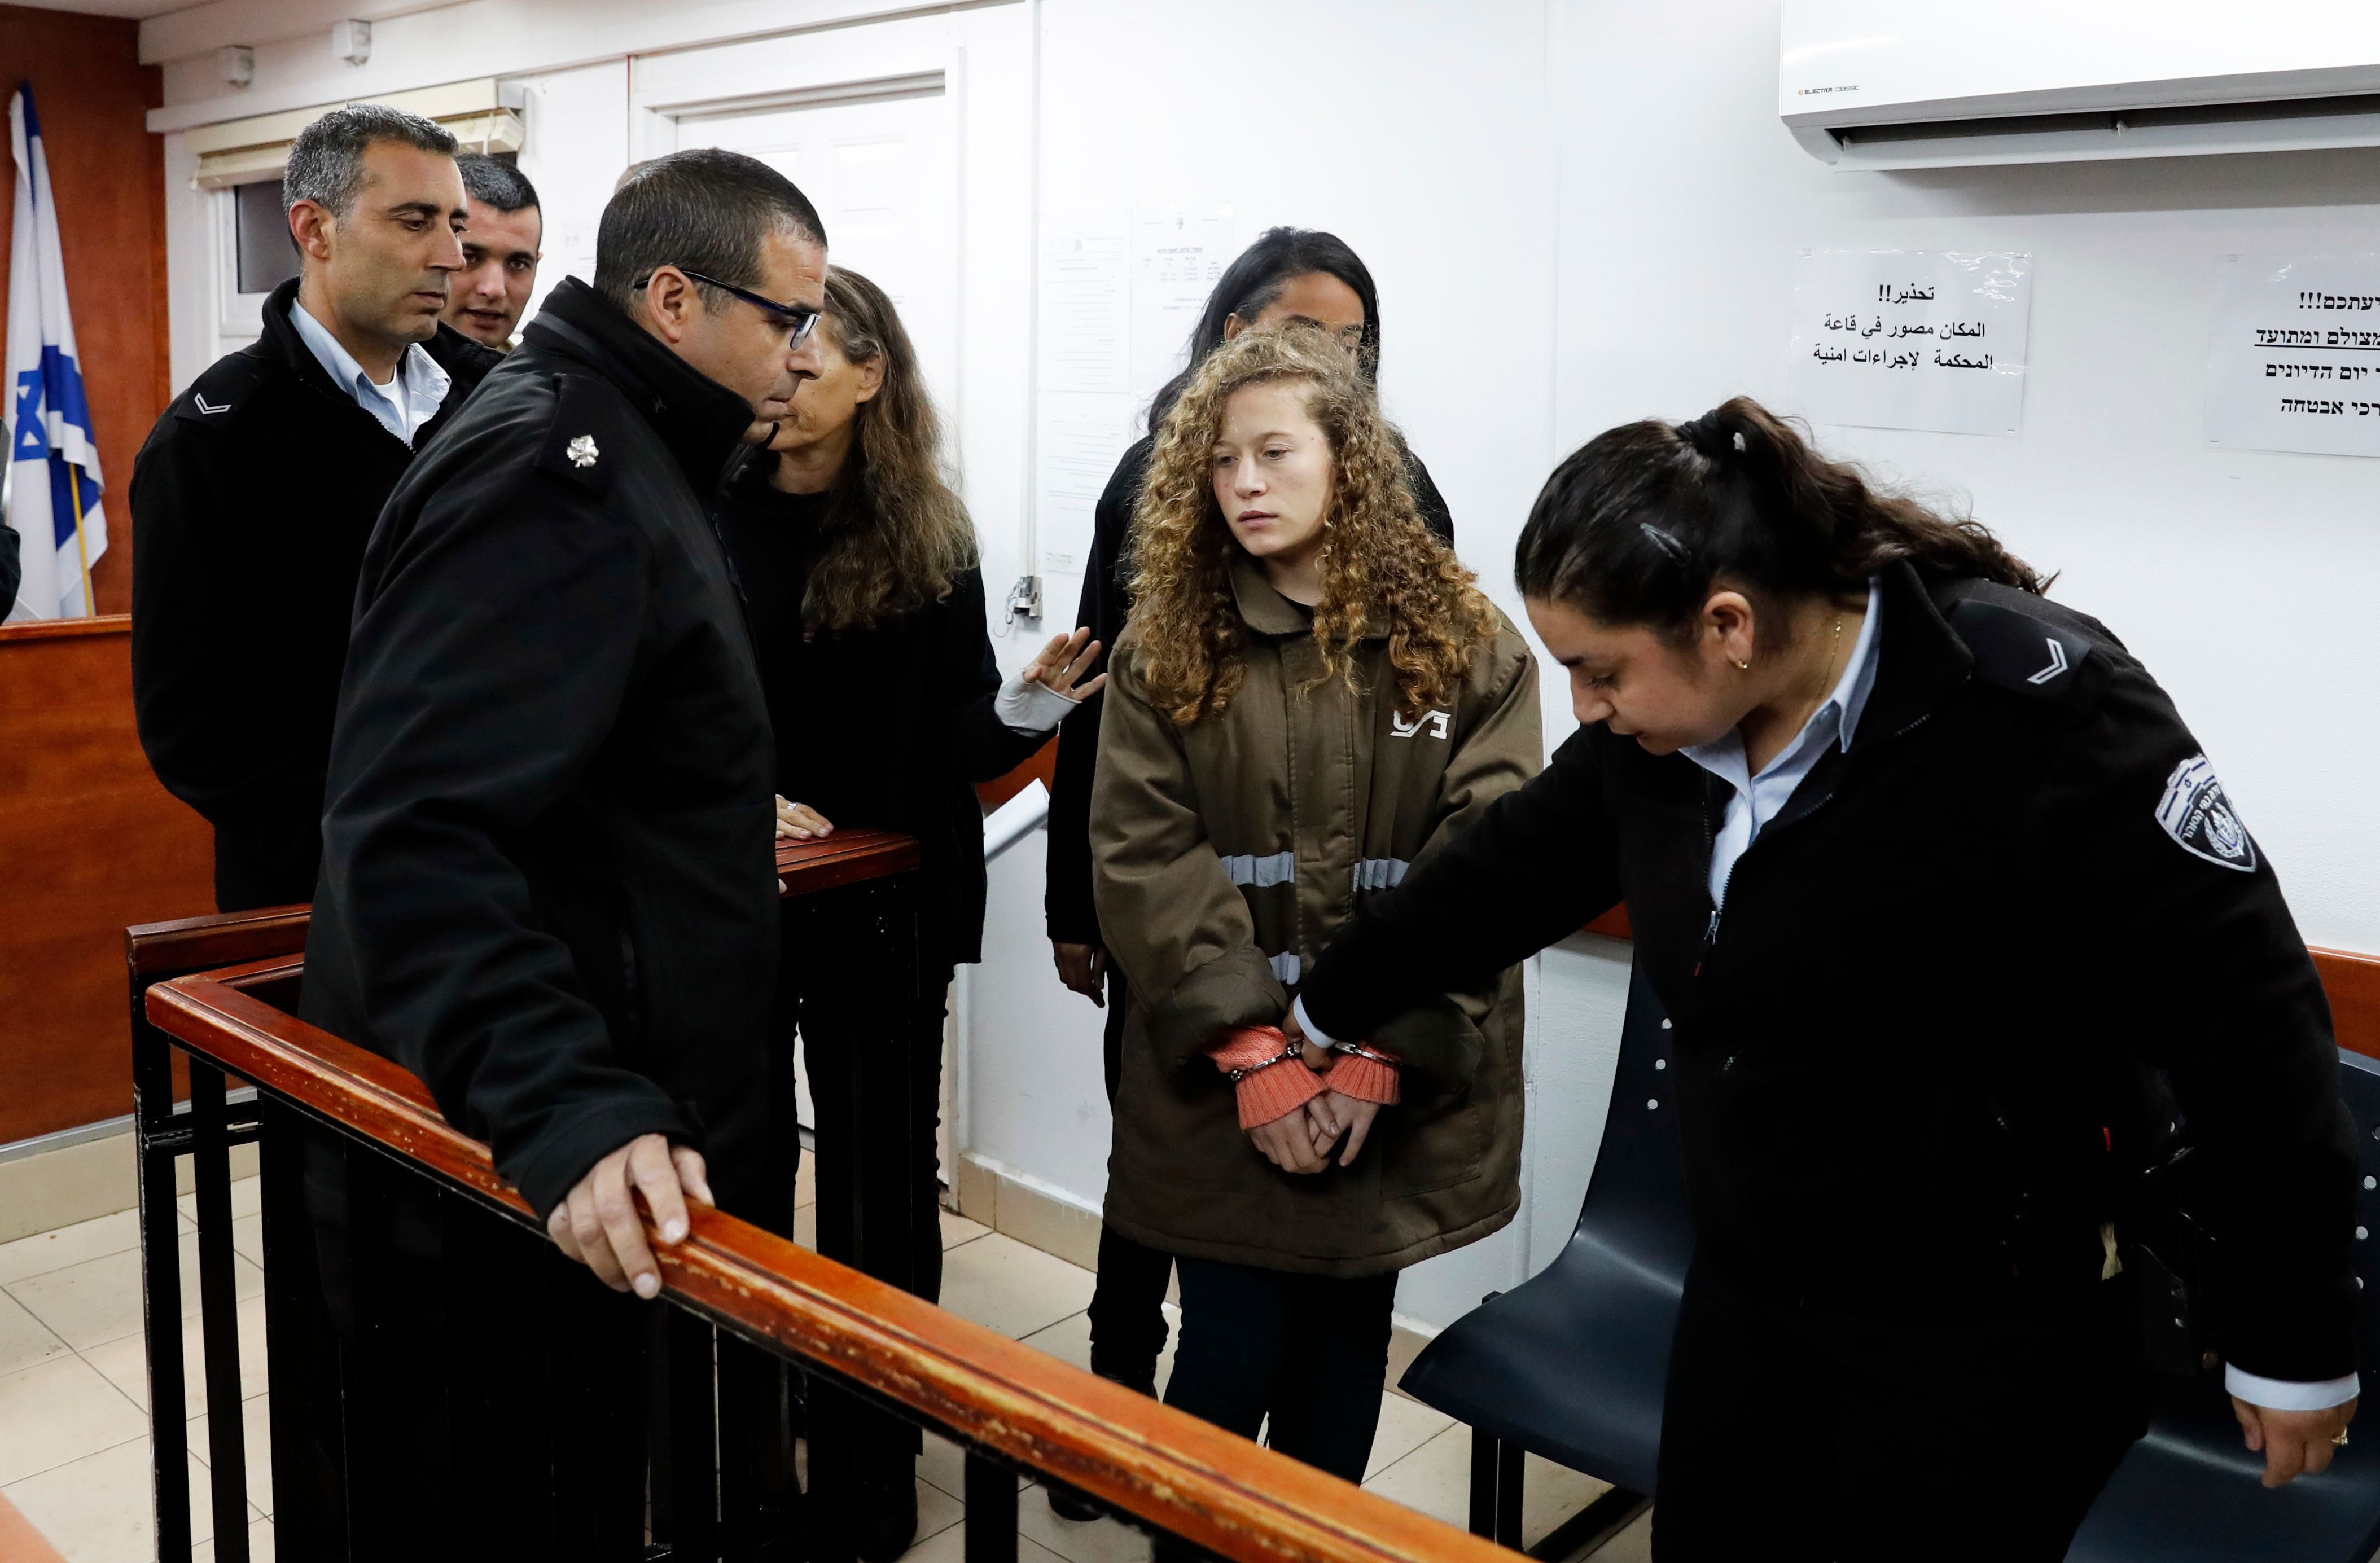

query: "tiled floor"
(0, 1163), (1651, 1562)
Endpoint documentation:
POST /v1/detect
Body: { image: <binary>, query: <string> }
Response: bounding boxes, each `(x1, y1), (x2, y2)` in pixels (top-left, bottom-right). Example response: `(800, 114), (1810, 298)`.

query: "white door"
(672, 88), (961, 444)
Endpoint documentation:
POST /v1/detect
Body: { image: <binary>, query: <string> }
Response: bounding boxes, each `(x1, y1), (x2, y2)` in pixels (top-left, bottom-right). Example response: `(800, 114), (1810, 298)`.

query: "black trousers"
(1163, 1258), (1398, 1484)
(1086, 964), (1176, 1390)
(1652, 1254), (2147, 1563)
(780, 897), (952, 1481)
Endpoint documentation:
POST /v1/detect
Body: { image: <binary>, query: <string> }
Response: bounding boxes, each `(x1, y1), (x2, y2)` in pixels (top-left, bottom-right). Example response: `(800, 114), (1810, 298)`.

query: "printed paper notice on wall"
(1040, 216), (1129, 396)
(1035, 392), (1135, 577)
(1035, 213), (1132, 576)
(1787, 250), (2033, 436)
(1130, 205), (1234, 399)
(2205, 256), (2380, 460)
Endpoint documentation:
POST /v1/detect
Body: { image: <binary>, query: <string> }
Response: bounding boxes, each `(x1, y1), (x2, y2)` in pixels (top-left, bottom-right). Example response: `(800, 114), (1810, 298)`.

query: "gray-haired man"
(130, 103), (498, 910)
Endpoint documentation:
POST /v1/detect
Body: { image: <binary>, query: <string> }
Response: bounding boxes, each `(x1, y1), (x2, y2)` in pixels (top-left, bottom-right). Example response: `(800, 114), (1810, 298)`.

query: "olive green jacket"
(1092, 558), (1542, 1276)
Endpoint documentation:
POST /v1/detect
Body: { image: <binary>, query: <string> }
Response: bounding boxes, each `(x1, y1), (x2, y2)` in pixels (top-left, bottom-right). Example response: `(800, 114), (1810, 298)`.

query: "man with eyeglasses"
(297, 147), (826, 1557)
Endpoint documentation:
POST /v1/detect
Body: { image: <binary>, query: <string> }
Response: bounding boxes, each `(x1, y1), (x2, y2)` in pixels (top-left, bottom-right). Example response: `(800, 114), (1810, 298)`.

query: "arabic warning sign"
(1787, 249), (2033, 436)
(2204, 254), (2380, 460)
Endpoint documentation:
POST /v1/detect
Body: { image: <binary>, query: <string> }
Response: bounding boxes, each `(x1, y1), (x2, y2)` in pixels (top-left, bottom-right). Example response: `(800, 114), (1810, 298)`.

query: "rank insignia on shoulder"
(174, 355), (266, 429)
(2157, 754), (2258, 873)
(567, 434), (599, 468)
(1945, 595), (2098, 706)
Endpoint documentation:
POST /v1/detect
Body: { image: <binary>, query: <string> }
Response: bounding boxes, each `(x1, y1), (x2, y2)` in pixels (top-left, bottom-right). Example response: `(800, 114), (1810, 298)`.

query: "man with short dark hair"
(130, 103), (498, 910)
(296, 147), (827, 1555)
(442, 153), (541, 346)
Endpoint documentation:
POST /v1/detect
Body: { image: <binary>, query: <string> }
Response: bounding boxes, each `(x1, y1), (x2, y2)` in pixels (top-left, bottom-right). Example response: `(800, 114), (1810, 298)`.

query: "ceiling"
(12, 0), (194, 18)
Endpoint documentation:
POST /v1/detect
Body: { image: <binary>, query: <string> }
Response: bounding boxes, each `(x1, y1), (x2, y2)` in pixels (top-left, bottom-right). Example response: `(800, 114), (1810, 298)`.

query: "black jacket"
(0, 518), (17, 614)
(1044, 433), (1456, 943)
(1300, 563), (2357, 1384)
(714, 464), (1045, 969)
(130, 277), (499, 911)
(300, 279), (781, 1222)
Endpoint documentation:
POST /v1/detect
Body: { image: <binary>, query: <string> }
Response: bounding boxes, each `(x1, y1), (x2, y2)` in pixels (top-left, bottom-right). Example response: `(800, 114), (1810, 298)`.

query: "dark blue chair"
(1400, 964), (2380, 1561)
(2065, 1047), (2380, 1563)
(1398, 961), (1685, 1556)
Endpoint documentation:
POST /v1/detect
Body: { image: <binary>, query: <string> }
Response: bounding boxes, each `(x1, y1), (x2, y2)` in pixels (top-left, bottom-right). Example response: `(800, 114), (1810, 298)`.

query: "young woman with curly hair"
(1089, 324), (1541, 1483)
(1044, 235), (1459, 1509)
(713, 266), (1104, 1559)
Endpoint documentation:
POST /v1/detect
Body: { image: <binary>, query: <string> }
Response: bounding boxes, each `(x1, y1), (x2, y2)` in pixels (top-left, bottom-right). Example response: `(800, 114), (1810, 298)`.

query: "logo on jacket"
(2155, 754), (2257, 873)
(567, 434), (600, 468)
(1392, 709), (1451, 740)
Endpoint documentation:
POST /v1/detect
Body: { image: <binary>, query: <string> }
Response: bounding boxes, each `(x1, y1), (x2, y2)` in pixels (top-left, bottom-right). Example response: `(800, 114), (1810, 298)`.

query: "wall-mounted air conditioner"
(1782, 0), (2380, 170)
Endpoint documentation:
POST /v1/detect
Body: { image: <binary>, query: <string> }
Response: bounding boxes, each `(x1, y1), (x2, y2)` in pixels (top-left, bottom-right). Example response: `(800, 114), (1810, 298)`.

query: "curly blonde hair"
(1127, 324), (1494, 724)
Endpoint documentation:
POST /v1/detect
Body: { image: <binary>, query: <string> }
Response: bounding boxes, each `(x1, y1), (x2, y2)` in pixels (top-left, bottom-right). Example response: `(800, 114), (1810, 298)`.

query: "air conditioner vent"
(1783, 1), (2380, 170)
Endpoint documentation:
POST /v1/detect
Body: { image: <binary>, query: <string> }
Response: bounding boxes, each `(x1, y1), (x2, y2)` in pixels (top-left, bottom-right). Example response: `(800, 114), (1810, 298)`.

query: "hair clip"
(1638, 521), (1688, 560)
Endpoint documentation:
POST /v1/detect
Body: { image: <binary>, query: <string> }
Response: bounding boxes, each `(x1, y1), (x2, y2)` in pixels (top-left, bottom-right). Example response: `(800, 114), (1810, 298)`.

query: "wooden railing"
(128, 829), (1507, 1563)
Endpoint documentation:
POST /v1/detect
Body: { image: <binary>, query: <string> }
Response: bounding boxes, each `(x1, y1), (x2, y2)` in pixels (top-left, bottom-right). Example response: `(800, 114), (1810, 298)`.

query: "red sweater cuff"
(1209, 1025), (1323, 1128)
(1325, 1052), (1400, 1105)
(1211, 1024), (1293, 1072)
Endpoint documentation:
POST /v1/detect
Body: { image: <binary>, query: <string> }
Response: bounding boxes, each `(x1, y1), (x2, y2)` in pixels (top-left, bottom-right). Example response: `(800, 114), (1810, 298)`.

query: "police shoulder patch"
(2156, 754), (2258, 873)
(1944, 594), (2099, 706)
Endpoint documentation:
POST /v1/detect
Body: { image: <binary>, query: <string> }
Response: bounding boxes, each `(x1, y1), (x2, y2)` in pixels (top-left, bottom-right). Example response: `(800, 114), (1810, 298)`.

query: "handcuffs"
(1226, 1040), (1396, 1081)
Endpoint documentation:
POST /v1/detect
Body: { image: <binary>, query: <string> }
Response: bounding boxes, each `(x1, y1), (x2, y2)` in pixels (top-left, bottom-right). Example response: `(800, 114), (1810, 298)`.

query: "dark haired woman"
(715, 266), (1104, 1559)
(1292, 397), (2357, 1560)
(1041, 229), (1457, 1466)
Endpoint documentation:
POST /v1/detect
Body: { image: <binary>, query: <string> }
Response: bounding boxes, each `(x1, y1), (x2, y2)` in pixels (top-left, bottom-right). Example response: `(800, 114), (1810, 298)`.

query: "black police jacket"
(300, 278), (781, 1222)
(1300, 561), (2358, 1384)
(130, 277), (499, 911)
(1044, 433), (1456, 945)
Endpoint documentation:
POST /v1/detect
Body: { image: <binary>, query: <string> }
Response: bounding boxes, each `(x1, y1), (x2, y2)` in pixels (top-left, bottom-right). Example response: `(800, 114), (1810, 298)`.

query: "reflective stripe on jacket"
(1093, 556), (1542, 1276)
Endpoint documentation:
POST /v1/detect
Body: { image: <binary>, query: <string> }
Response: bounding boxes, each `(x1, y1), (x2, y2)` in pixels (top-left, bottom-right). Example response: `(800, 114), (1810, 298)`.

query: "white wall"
(1552, 0), (2380, 955)
(145, 0), (2380, 1332)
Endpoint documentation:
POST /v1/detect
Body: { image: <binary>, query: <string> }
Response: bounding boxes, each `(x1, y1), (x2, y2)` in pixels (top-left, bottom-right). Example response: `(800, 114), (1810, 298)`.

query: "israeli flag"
(5, 84), (105, 620)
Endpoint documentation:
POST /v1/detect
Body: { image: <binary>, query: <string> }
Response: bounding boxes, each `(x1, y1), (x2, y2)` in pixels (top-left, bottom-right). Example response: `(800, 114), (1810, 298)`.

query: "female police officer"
(1287, 397), (2360, 1561)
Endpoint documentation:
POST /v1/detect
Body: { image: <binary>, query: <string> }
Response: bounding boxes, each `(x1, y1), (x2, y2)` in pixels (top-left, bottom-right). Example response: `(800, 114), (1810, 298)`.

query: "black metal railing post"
(965, 1450), (1020, 1563)
(257, 1098), (321, 1552)
(130, 1017), (194, 1563)
(189, 1061), (252, 1561)
(664, 1310), (723, 1560)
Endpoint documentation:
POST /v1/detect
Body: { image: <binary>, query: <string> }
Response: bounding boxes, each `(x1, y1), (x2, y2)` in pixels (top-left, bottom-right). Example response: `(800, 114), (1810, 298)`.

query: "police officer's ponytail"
(1516, 396), (2046, 643)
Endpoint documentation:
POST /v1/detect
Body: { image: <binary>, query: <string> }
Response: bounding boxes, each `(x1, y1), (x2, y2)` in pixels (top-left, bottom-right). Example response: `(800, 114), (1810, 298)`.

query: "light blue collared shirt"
(1682, 577), (1883, 912)
(287, 298), (450, 447)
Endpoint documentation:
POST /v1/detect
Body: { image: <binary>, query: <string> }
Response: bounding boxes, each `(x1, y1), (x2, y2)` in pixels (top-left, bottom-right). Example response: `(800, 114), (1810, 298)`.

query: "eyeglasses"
(635, 266), (822, 345)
